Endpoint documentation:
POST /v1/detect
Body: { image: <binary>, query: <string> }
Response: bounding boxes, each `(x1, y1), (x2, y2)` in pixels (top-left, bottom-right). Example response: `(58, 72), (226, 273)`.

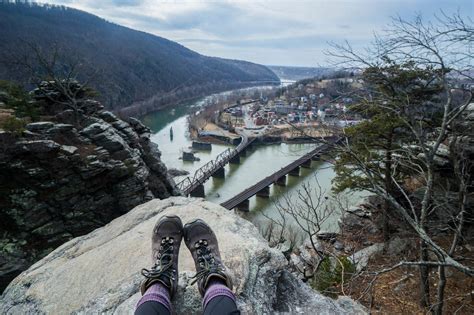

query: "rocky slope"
(0, 87), (177, 291)
(0, 197), (366, 314)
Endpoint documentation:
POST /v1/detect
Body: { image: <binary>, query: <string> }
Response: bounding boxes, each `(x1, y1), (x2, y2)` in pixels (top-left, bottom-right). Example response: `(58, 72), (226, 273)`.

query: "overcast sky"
(43, 0), (472, 67)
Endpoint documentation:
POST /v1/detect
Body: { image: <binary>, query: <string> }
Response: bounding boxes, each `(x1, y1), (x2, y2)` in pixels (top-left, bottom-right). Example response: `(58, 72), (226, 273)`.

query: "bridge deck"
(220, 141), (335, 210)
(178, 132), (254, 195)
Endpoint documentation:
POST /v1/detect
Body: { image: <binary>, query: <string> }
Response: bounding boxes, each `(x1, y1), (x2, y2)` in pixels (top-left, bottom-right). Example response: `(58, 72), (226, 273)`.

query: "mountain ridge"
(0, 2), (279, 114)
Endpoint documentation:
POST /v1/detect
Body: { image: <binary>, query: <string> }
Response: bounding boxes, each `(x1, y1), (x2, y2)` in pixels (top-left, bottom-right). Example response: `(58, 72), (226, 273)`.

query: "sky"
(42, 0), (472, 67)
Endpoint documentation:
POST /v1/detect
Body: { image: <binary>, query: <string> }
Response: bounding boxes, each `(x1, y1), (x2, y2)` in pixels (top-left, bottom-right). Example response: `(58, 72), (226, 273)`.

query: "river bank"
(118, 81), (280, 118)
(192, 120), (337, 146)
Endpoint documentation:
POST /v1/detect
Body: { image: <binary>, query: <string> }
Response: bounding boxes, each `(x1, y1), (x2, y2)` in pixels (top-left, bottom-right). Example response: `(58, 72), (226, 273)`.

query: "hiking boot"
(184, 219), (233, 296)
(140, 215), (183, 297)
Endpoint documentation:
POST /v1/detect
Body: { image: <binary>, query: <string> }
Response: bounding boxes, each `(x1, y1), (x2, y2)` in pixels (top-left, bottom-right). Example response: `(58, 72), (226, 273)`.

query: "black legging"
(135, 296), (240, 315)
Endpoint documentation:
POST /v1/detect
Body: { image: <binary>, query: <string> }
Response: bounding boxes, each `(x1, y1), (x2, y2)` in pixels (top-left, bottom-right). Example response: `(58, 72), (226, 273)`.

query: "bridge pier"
(311, 154), (320, 161)
(301, 159), (312, 168)
(236, 199), (249, 212)
(275, 175), (286, 186)
(289, 166), (300, 177)
(212, 167), (225, 179)
(229, 155), (240, 164)
(190, 184), (205, 198)
(256, 186), (270, 198)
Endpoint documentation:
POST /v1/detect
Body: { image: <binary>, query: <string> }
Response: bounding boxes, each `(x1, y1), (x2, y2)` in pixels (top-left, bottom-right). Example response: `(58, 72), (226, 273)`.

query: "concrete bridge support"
(301, 159), (312, 168)
(212, 167), (225, 179)
(236, 199), (249, 212)
(190, 184), (205, 198)
(256, 186), (270, 198)
(229, 155), (240, 164)
(289, 166), (300, 177)
(275, 175), (286, 186)
(311, 154), (320, 161)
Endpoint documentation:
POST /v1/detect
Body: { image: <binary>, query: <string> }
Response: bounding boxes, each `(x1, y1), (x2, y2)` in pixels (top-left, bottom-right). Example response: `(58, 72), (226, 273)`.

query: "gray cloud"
(111, 0), (144, 7)
(44, 0), (473, 66)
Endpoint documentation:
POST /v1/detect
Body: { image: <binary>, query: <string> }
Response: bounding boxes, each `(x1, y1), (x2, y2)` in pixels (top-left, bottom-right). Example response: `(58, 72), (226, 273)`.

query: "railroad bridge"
(177, 132), (255, 197)
(220, 139), (339, 211)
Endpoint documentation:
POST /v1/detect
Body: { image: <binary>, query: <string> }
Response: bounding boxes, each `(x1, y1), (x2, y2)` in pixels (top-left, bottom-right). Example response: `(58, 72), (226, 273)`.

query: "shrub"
(0, 116), (26, 134)
(310, 255), (356, 297)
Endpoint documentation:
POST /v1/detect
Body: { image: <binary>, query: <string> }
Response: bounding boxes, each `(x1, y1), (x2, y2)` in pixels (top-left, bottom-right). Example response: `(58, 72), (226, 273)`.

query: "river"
(141, 88), (364, 241)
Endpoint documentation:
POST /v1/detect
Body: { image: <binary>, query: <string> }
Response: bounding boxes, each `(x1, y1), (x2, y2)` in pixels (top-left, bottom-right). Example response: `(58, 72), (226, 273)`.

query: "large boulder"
(0, 198), (366, 314)
(350, 243), (384, 273)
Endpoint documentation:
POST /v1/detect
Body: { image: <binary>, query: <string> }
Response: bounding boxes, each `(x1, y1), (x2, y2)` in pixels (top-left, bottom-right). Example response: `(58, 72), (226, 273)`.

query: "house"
(275, 105), (292, 114)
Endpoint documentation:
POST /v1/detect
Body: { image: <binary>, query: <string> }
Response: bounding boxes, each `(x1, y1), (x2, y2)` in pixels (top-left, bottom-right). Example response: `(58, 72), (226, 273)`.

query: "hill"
(0, 2), (279, 114)
(267, 65), (334, 81)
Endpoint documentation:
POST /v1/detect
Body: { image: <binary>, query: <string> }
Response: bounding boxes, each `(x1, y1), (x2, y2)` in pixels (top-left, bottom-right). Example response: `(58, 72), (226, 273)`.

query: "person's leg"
(135, 215), (184, 315)
(135, 301), (170, 315)
(135, 283), (171, 315)
(183, 219), (240, 315)
(203, 279), (240, 315)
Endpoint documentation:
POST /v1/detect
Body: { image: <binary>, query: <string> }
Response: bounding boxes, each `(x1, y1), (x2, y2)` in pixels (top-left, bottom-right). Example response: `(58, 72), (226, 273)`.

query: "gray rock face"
(0, 109), (177, 292)
(0, 198), (366, 315)
(338, 206), (379, 234)
(350, 243), (384, 272)
(168, 168), (190, 177)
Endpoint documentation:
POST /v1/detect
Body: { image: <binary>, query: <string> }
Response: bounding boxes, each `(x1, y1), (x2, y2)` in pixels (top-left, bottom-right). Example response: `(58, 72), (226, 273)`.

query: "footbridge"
(220, 138), (339, 211)
(177, 133), (256, 197)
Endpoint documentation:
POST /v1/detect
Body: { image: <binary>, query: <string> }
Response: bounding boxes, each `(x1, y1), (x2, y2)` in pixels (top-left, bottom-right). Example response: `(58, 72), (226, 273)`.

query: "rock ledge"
(0, 197), (366, 314)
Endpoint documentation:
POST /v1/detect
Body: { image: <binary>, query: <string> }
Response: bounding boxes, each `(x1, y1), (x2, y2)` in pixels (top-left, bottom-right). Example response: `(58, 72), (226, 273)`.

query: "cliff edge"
(0, 197), (366, 314)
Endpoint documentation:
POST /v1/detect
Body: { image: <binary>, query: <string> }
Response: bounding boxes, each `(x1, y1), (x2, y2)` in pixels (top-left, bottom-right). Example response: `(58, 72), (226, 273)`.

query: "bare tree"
(325, 11), (473, 313)
(262, 176), (344, 281)
(1, 41), (99, 125)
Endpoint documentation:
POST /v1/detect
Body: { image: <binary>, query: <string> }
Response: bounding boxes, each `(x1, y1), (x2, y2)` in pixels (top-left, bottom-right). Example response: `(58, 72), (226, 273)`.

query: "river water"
(141, 89), (364, 239)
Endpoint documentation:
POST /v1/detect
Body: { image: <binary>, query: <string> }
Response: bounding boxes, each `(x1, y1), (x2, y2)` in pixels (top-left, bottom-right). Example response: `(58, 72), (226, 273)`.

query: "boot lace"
(141, 236), (176, 284)
(190, 239), (226, 285)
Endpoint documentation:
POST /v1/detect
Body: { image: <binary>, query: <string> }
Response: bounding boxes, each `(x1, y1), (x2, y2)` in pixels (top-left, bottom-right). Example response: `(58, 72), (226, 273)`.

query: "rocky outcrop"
(0, 198), (366, 314)
(0, 96), (177, 291)
(338, 205), (380, 235)
(168, 168), (190, 177)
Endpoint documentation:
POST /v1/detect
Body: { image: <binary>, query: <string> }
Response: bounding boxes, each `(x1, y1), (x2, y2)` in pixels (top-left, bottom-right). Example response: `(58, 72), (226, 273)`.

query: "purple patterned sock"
(136, 282), (172, 312)
(203, 278), (236, 309)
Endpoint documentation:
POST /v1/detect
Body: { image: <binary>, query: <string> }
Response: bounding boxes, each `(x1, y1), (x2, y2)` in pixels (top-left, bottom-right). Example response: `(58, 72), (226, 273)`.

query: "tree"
(327, 11), (473, 313)
(3, 42), (100, 125)
(0, 80), (38, 121)
(333, 60), (445, 241)
(262, 177), (349, 290)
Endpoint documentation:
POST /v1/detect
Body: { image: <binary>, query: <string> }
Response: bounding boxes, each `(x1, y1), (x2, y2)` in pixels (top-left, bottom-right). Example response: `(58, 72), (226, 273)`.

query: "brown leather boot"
(140, 215), (183, 298)
(183, 219), (233, 296)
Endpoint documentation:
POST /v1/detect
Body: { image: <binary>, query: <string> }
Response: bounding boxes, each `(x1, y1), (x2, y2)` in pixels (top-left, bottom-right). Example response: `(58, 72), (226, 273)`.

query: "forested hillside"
(0, 2), (279, 113)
